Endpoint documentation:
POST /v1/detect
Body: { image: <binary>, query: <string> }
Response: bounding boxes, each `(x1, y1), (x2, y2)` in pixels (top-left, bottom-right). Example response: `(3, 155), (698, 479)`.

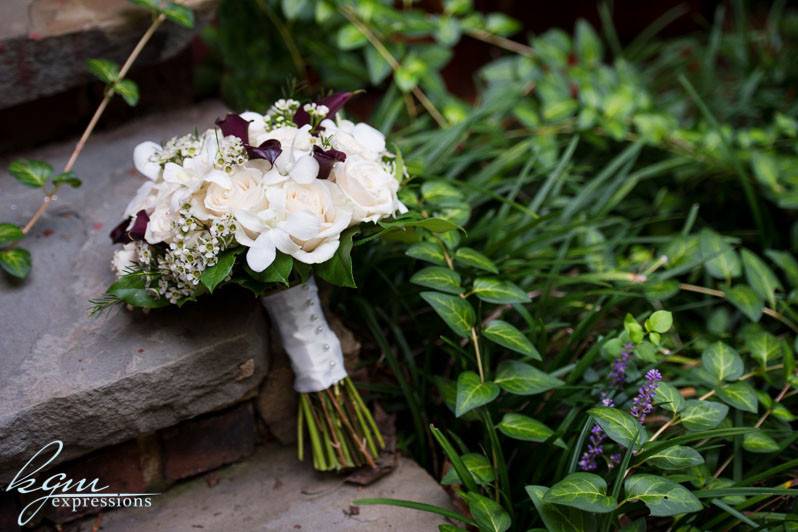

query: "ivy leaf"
(716, 382), (758, 413)
(646, 445), (704, 470)
(741, 249), (782, 307)
(494, 360), (562, 395)
(441, 453), (494, 486)
(406, 241), (446, 265)
(9, 159), (52, 188)
(455, 371), (499, 417)
(654, 382), (685, 414)
(700, 229), (741, 280)
(745, 330), (781, 366)
(0, 224), (24, 247)
(525, 486), (592, 532)
(200, 248), (240, 293)
(624, 474), (702, 517)
(52, 171), (81, 188)
(0, 248), (32, 279)
(482, 320), (540, 359)
(680, 400), (729, 431)
(113, 79), (140, 106)
(316, 228), (357, 287)
(588, 407), (646, 449)
(544, 473), (616, 513)
(702, 341), (744, 382)
(742, 430), (780, 453)
(645, 310), (673, 333)
(410, 266), (462, 295)
(461, 492), (510, 532)
(725, 285), (764, 322)
(473, 277), (529, 304)
(454, 247), (498, 273)
(420, 291), (475, 338)
(498, 413), (564, 447)
(86, 58), (119, 83)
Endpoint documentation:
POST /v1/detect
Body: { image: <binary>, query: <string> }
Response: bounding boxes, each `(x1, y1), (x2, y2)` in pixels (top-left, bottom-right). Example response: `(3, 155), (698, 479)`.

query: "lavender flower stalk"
(609, 342), (634, 386)
(630, 369), (662, 423)
(579, 396), (614, 471)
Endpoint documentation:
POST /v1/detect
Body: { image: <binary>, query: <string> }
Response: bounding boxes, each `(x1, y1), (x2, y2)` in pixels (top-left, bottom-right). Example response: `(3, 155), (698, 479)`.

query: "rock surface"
(0, 101), (269, 480)
(72, 444), (454, 531)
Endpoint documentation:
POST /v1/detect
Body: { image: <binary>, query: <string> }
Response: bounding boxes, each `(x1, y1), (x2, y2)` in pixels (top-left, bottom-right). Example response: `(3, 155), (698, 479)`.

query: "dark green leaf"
(0, 224), (24, 247)
(544, 473), (616, 513)
(0, 248), (31, 279)
(316, 228), (356, 287)
(106, 273), (168, 309)
(114, 79), (140, 106)
(246, 252), (293, 286)
(337, 24), (367, 49)
(455, 371), (499, 417)
(745, 330), (781, 366)
(162, 2), (195, 28)
(454, 247), (498, 273)
(741, 249), (782, 307)
(52, 171), (81, 188)
(742, 430), (780, 453)
(200, 249), (240, 293)
(700, 229), (741, 280)
(716, 381), (758, 413)
(410, 266), (461, 294)
(588, 407), (646, 449)
(441, 453), (494, 486)
(646, 445), (704, 470)
(482, 320), (540, 359)
(525, 486), (593, 532)
(498, 413), (564, 447)
(494, 360), (562, 395)
(624, 474), (703, 517)
(473, 277), (529, 304)
(420, 291), (475, 338)
(726, 285), (764, 322)
(86, 58), (119, 83)
(765, 249), (798, 288)
(654, 382), (685, 414)
(461, 492), (510, 532)
(702, 341), (744, 382)
(406, 241), (447, 265)
(9, 159), (52, 188)
(680, 400), (729, 431)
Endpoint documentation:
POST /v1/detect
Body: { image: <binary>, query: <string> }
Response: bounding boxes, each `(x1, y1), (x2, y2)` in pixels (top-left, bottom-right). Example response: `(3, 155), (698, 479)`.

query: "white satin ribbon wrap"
(260, 276), (347, 393)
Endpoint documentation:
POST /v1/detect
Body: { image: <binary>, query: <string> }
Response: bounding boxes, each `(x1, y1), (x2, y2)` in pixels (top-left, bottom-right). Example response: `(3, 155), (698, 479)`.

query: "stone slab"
(73, 444), (455, 531)
(0, 100), (269, 480)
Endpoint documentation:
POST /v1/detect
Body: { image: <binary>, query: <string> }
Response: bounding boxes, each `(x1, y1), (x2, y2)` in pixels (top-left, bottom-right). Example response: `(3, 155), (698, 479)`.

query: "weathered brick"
(160, 403), (256, 482)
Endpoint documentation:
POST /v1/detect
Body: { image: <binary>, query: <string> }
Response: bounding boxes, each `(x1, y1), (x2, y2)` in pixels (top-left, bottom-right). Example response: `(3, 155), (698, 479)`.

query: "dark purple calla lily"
(313, 145), (346, 180)
(215, 113), (251, 144)
(247, 139), (282, 164)
(294, 92), (354, 128)
(110, 210), (149, 244)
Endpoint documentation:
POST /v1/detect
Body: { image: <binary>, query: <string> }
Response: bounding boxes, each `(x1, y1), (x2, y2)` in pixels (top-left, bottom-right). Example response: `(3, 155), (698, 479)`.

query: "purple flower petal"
(215, 113), (251, 143)
(247, 139), (282, 164)
(294, 92), (354, 127)
(110, 210), (149, 244)
(312, 145), (346, 179)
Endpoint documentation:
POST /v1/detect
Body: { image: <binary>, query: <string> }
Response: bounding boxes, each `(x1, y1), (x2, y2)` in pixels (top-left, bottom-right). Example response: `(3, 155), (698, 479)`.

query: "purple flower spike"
(215, 113), (251, 143)
(247, 139), (282, 164)
(313, 145), (346, 179)
(579, 394), (614, 472)
(294, 92), (354, 127)
(630, 369), (662, 423)
(110, 210), (149, 244)
(609, 342), (634, 386)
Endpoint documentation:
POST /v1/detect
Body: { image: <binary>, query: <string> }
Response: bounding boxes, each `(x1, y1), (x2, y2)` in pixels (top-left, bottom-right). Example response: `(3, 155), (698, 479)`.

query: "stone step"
(68, 444), (453, 532)
(0, 100), (269, 479)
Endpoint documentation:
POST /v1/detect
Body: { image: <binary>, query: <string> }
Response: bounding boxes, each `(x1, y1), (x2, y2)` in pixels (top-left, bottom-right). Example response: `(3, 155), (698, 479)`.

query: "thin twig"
(21, 13), (167, 236)
(464, 28), (534, 57)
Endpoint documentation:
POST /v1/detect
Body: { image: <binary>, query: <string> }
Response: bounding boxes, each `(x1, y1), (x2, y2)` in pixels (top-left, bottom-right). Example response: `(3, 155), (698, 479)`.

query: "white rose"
(144, 205), (176, 244)
(124, 180), (159, 217)
(253, 125), (314, 155)
(322, 119), (386, 161)
(111, 243), (138, 276)
(204, 167), (267, 216)
(244, 180), (351, 271)
(332, 157), (407, 224)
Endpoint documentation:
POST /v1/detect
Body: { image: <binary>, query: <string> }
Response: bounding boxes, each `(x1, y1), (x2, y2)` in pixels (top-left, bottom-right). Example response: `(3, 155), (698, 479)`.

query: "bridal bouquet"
(94, 93), (411, 471)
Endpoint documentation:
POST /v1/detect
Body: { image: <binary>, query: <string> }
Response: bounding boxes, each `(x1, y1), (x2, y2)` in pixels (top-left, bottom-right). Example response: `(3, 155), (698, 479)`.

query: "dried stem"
(20, 13), (167, 236)
(464, 28), (534, 57)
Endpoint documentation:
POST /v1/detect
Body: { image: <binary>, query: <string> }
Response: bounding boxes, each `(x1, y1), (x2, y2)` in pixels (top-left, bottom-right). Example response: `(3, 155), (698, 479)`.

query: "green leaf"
(482, 320), (540, 359)
(420, 291), (475, 338)
(700, 229), (741, 280)
(654, 382), (685, 414)
(86, 58), (119, 83)
(316, 228), (356, 287)
(716, 382), (757, 413)
(364, 45), (391, 85)
(644, 310), (673, 333)
(498, 413), (563, 447)
(484, 13), (520, 36)
(9, 159), (52, 188)
(745, 330), (781, 366)
(421, 180), (463, 203)
(726, 285), (764, 322)
(441, 453), (494, 486)
(702, 341), (744, 382)
(0, 224), (24, 247)
(0, 248), (31, 279)
(646, 445), (704, 470)
(742, 430), (780, 453)
(473, 277), (529, 304)
(247, 252), (293, 286)
(765, 249), (798, 288)
(575, 19), (602, 65)
(454, 247), (498, 273)
(461, 492), (510, 532)
(624, 474), (703, 517)
(494, 360), (562, 395)
(379, 216), (458, 233)
(588, 407), (646, 449)
(544, 473), (616, 513)
(113, 79), (140, 106)
(525, 486), (593, 532)
(410, 266), (462, 294)
(455, 371), (499, 417)
(406, 241), (446, 265)
(741, 249), (782, 307)
(52, 171), (81, 188)
(436, 16), (461, 46)
(336, 23), (367, 49)
(200, 249), (239, 293)
(162, 2), (195, 28)
(680, 400), (729, 431)
(106, 273), (168, 309)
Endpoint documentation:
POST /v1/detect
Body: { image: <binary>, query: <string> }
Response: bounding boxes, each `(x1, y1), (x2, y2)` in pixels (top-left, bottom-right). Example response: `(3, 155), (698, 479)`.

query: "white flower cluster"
(114, 99), (408, 299)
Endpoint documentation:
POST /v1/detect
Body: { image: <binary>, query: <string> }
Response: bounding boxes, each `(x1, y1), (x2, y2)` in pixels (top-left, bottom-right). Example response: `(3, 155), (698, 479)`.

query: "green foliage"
(9, 159), (52, 188)
(0, 249), (31, 279)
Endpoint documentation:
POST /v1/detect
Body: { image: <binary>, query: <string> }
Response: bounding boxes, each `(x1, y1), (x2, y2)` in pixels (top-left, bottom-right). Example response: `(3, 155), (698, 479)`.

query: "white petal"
(272, 228), (301, 256)
(133, 141), (162, 180)
(234, 209), (267, 234)
(204, 169), (232, 188)
(289, 155), (319, 184)
(281, 210), (321, 240)
(293, 239), (340, 264)
(353, 123), (386, 154)
(246, 232), (277, 272)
